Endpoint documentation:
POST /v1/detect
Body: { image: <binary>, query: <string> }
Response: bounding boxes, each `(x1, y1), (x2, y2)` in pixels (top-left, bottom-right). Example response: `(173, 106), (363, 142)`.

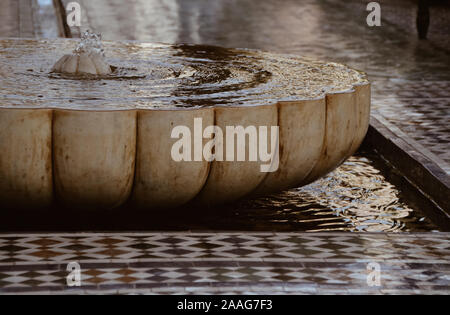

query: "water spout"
(51, 30), (112, 75)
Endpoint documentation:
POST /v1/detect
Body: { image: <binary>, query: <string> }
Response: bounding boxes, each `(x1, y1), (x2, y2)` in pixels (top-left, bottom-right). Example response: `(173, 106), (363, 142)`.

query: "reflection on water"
(197, 150), (438, 232)
(0, 153), (439, 233)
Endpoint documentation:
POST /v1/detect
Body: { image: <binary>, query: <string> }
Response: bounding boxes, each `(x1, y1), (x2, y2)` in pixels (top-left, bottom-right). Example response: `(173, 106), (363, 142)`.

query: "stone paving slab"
(0, 232), (448, 294)
(0, 0), (20, 37)
(0, 0), (60, 38)
(366, 116), (450, 215)
(372, 80), (450, 174)
(0, 0), (35, 38)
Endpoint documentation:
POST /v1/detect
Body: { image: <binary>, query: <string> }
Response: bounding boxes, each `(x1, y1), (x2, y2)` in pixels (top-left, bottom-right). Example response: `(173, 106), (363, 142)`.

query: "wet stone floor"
(0, 150), (448, 294)
(0, 232), (449, 295)
(0, 0), (449, 294)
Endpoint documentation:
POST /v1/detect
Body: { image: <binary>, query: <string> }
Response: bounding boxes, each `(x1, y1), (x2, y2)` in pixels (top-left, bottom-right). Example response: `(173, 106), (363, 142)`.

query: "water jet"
(51, 30), (112, 75)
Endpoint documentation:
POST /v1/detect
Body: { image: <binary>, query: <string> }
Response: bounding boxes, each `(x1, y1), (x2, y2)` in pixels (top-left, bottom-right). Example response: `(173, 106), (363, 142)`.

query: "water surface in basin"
(0, 39), (367, 110)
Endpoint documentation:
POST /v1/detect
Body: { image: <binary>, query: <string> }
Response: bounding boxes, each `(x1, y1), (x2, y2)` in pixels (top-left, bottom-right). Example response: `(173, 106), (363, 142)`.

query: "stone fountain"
(0, 32), (370, 210)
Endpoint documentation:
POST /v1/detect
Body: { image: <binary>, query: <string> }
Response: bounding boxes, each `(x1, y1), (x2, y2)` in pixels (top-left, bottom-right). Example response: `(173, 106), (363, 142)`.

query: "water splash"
(73, 30), (105, 57)
(50, 31), (112, 75)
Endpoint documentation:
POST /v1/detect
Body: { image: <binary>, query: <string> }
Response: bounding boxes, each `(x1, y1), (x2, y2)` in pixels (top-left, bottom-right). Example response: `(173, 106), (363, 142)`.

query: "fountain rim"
(0, 83), (370, 112)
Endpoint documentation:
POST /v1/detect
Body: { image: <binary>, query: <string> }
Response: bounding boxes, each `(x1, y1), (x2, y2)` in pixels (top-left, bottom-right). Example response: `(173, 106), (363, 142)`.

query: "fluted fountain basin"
(0, 38), (370, 210)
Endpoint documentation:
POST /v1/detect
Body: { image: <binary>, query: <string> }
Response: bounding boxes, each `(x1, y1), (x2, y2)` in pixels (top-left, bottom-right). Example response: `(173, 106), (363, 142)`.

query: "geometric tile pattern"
(372, 80), (450, 174)
(1, 0), (449, 295)
(0, 232), (448, 294)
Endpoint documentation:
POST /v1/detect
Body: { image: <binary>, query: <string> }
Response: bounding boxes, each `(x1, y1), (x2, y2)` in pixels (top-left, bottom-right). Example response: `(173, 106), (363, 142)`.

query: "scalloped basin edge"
(0, 82), (370, 210)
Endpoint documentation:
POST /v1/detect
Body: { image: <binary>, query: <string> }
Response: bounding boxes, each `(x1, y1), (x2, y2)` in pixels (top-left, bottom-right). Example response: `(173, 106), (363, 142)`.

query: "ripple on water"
(203, 151), (438, 232)
(0, 39), (367, 110)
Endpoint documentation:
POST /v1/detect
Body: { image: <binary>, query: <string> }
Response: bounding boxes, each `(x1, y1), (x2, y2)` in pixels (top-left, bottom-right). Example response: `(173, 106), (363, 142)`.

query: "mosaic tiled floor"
(372, 80), (450, 174)
(0, 0), (449, 296)
(0, 232), (448, 294)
